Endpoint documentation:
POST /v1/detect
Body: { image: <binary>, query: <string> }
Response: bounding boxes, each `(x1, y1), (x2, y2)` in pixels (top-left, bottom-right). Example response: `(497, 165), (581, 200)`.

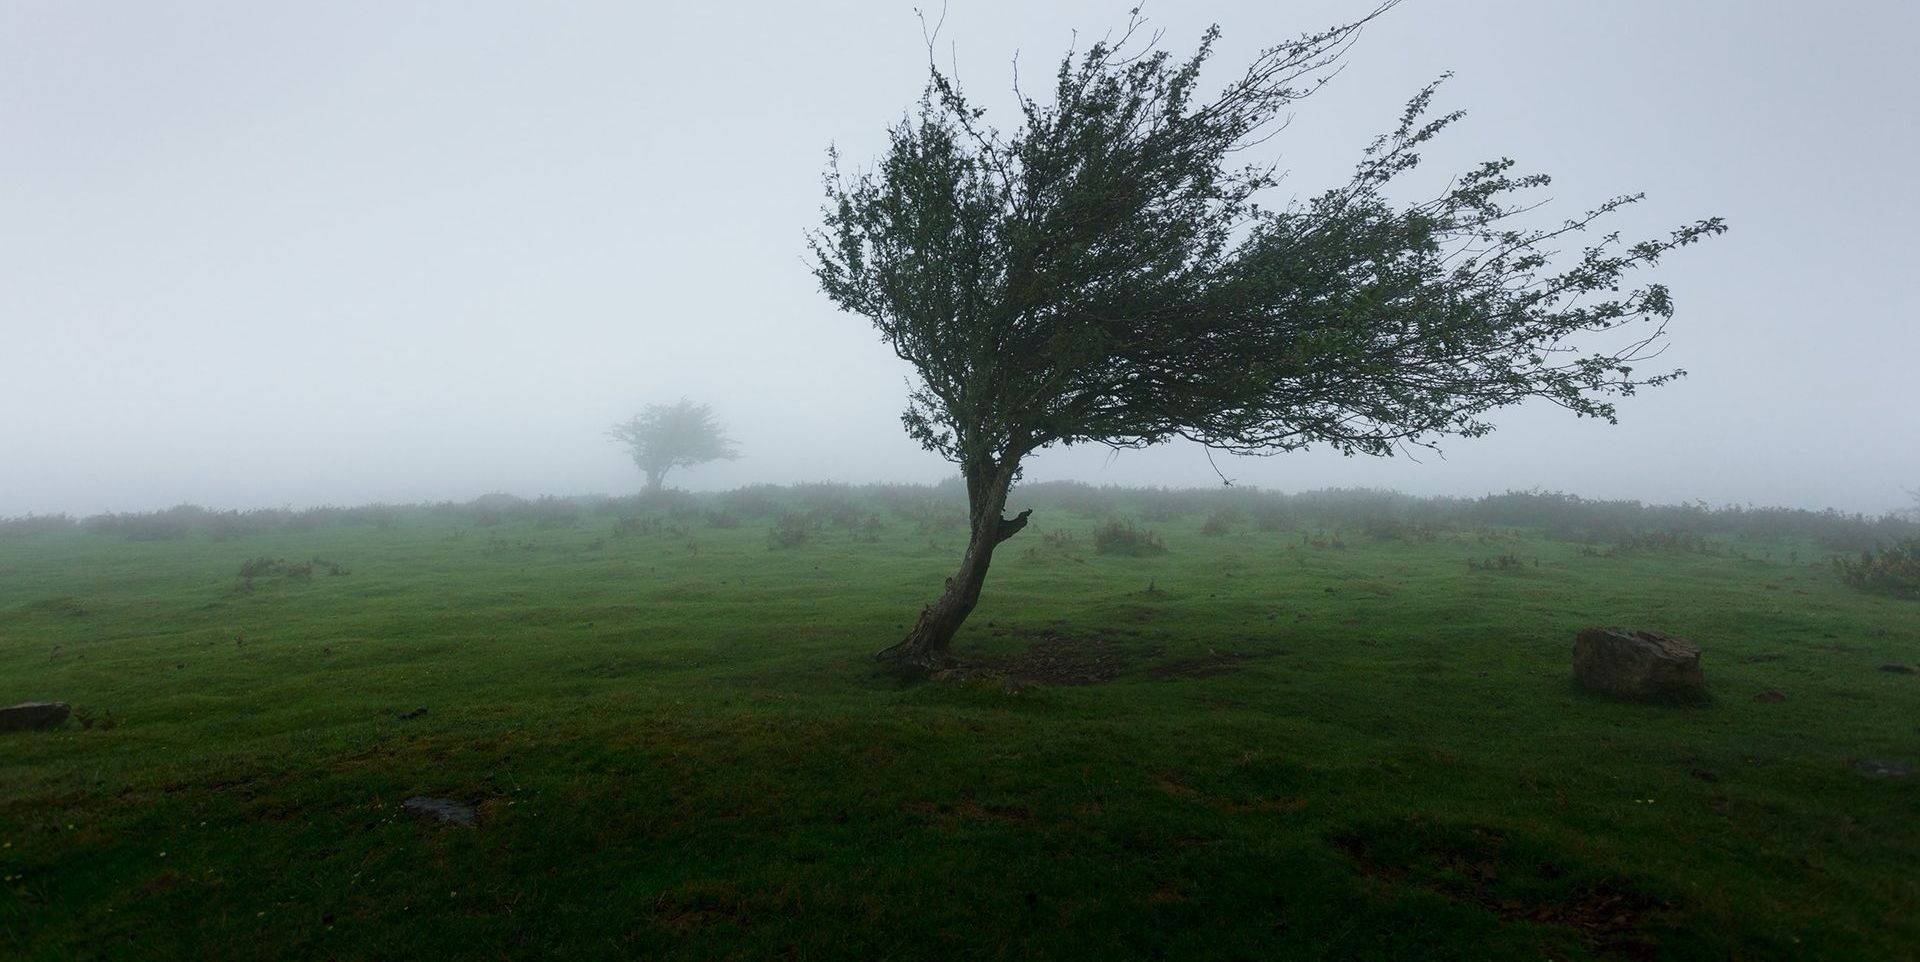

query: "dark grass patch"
(1147, 650), (1253, 680)
(1330, 818), (1675, 957)
(17, 596), (91, 617)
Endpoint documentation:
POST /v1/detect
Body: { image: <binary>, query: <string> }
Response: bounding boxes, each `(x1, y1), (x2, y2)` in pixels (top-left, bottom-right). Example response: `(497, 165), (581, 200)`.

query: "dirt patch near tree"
(980, 630), (1132, 685)
(934, 629), (1268, 686)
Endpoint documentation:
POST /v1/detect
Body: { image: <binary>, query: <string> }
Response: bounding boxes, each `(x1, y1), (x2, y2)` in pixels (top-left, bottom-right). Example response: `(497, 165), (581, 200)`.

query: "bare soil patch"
(967, 629), (1133, 685)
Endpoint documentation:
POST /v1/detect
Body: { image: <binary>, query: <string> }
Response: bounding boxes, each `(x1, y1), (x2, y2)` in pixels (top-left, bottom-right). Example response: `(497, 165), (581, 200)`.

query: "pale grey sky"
(2, 1), (1913, 516)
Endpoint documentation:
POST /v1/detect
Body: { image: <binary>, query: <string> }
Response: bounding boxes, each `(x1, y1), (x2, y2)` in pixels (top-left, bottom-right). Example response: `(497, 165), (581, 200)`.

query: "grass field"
(2, 487), (1916, 960)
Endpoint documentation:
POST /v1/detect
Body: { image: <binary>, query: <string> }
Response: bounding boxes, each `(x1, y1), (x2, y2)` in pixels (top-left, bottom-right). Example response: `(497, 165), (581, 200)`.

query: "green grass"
(2, 502), (1916, 960)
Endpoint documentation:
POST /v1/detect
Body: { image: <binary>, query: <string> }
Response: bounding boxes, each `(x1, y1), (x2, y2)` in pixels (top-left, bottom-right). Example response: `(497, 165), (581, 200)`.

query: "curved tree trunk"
(876, 459), (1030, 668)
(644, 468), (667, 495)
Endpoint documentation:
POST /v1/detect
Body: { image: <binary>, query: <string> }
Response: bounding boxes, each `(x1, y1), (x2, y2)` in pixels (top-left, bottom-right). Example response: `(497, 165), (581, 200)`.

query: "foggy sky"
(2, 1), (1914, 517)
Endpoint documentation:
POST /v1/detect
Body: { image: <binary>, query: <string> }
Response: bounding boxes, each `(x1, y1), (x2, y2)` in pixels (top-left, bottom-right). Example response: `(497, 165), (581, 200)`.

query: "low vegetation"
(1, 484), (1916, 959)
(1833, 537), (1920, 599)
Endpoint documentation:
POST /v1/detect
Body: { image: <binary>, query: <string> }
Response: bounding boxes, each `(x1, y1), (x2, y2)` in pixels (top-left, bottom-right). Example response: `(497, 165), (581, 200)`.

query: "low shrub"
(769, 514), (818, 549)
(1610, 529), (1709, 554)
(0, 514), (76, 538)
(1093, 520), (1165, 556)
(1833, 538), (1920, 599)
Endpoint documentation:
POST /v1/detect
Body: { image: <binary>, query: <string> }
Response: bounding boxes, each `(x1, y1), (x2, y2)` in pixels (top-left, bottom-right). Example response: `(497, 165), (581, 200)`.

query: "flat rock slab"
(1, 702), (71, 732)
(403, 796), (476, 826)
(1853, 759), (1914, 779)
(1879, 664), (1916, 675)
(1573, 628), (1706, 702)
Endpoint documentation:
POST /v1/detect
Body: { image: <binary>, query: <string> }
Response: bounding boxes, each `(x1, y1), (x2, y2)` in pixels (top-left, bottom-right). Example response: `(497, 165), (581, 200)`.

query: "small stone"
(1572, 627), (1706, 702)
(1878, 664), (1915, 675)
(1852, 760), (1914, 779)
(402, 797), (476, 826)
(1752, 691), (1786, 703)
(398, 707), (428, 720)
(0, 702), (71, 732)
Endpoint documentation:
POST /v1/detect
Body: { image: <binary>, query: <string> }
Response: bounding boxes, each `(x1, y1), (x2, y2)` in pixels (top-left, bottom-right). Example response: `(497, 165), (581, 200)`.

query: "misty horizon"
(4, 1), (1915, 518)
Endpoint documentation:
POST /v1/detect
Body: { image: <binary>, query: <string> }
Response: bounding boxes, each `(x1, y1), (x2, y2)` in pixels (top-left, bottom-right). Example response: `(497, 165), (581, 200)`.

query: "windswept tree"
(810, 4), (1724, 667)
(607, 400), (738, 494)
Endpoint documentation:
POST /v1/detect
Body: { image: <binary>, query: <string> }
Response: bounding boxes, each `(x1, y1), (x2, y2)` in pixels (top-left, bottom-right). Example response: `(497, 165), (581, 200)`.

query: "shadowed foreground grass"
(2, 497), (1916, 959)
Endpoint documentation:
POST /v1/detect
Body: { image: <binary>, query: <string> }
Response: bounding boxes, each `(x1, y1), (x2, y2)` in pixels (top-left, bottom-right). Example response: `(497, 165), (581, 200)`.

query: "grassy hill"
(2, 485), (1916, 959)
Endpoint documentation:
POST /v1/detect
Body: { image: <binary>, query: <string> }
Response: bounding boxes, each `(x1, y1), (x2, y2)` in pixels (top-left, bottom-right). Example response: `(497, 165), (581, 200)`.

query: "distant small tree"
(811, 5), (1724, 667)
(608, 400), (738, 494)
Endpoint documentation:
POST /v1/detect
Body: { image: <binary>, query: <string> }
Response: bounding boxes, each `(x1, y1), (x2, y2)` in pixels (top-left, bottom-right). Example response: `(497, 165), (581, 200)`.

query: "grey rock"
(1853, 759), (1914, 779)
(1572, 628), (1707, 702)
(403, 796), (476, 826)
(0, 701), (71, 732)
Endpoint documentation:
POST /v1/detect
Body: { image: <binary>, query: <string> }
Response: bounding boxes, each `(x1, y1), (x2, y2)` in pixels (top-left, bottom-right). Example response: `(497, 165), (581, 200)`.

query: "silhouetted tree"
(811, 4), (1725, 667)
(607, 400), (738, 494)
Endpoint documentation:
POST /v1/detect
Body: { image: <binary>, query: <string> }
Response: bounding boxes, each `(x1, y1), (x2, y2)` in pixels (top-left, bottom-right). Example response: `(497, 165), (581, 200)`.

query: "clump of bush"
(1093, 520), (1166, 556)
(1299, 530), (1347, 549)
(1832, 539), (1920, 599)
(1466, 554), (1529, 571)
(1610, 529), (1710, 554)
(850, 515), (885, 544)
(1200, 513), (1235, 536)
(768, 514), (818, 549)
(236, 556), (303, 583)
(1022, 528), (1083, 563)
(0, 514), (76, 538)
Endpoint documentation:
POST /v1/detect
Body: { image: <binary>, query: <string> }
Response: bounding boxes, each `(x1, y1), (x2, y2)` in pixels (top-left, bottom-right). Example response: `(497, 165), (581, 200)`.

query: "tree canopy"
(607, 400), (738, 494)
(810, 4), (1725, 665)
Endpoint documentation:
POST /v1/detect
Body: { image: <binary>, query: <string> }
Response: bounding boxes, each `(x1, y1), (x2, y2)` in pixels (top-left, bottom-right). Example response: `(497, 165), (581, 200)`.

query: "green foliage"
(810, 4), (1723, 655)
(1832, 538), (1920, 599)
(607, 399), (738, 493)
(767, 514), (818, 549)
(0, 513), (75, 538)
(1092, 520), (1166, 556)
(811, 7), (1724, 475)
(1609, 529), (1711, 554)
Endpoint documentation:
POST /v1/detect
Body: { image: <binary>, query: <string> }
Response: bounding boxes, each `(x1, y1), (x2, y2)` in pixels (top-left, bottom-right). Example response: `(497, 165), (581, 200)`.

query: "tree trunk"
(644, 469), (666, 495)
(875, 459), (1029, 668)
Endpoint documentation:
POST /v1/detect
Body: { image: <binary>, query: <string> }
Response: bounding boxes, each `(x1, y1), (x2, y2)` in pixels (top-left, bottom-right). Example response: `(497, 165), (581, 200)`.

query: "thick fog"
(2, 0), (1913, 517)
